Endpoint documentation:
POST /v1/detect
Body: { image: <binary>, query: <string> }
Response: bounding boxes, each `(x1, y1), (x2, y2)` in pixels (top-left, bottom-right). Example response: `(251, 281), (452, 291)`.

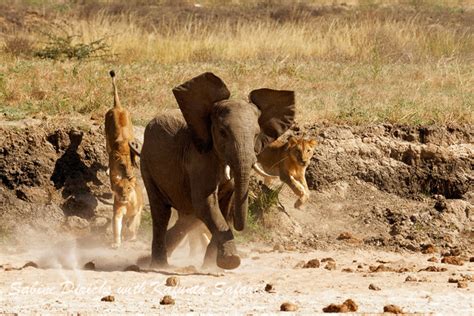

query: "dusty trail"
(0, 239), (472, 314)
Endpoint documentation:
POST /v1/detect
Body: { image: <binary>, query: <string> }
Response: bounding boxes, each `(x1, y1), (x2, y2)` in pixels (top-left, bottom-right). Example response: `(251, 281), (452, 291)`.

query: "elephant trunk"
(232, 153), (253, 232)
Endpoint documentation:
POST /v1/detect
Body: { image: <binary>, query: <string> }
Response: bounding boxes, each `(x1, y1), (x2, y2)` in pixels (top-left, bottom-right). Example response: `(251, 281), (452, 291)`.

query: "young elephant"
(140, 72), (295, 269)
(256, 136), (317, 208)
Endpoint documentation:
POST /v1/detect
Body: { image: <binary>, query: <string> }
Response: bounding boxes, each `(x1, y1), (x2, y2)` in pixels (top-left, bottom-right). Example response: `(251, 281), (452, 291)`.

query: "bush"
(248, 179), (283, 223)
(34, 23), (113, 61)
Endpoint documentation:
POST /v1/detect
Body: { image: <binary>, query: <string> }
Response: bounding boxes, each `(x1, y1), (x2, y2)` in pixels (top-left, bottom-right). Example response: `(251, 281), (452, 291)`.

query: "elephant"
(140, 72), (295, 270)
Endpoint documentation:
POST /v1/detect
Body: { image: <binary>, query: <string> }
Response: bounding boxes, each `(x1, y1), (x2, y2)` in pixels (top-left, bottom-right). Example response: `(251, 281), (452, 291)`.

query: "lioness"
(257, 136), (317, 208)
(105, 70), (143, 248)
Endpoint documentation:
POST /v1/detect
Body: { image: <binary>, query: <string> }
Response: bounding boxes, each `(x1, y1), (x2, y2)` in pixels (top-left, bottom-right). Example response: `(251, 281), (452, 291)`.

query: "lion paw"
(294, 199), (304, 209)
(294, 195), (308, 209)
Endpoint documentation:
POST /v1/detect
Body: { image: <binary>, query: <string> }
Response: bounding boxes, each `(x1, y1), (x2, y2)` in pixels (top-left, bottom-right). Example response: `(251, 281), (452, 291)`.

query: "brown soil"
(384, 304), (404, 314)
(419, 266), (448, 272)
(160, 295), (175, 305)
(369, 283), (381, 291)
(441, 256), (464, 266)
(264, 283), (275, 293)
(165, 276), (179, 287)
(0, 118), (472, 313)
(262, 122), (473, 254)
(280, 302), (298, 312)
(323, 299), (358, 313)
(1, 119), (472, 255)
(303, 259), (320, 268)
(324, 261), (336, 270)
(100, 295), (115, 302)
(0, 118), (111, 243)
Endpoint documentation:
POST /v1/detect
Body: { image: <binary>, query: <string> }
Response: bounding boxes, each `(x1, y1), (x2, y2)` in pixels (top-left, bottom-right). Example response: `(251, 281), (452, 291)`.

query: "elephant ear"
(173, 72), (231, 153)
(249, 88), (296, 154)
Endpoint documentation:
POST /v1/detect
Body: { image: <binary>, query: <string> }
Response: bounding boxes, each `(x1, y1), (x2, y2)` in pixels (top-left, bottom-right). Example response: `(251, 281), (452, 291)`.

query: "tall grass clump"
(0, 1), (472, 125)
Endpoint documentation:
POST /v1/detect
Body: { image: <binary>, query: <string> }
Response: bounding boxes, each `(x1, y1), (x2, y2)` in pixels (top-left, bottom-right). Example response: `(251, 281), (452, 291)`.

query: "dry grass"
(0, 0), (472, 125)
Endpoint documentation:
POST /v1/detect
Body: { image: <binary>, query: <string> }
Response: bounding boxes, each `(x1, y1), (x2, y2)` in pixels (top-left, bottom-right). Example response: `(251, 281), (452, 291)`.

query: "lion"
(110, 175), (144, 248)
(105, 70), (143, 248)
(256, 135), (317, 208)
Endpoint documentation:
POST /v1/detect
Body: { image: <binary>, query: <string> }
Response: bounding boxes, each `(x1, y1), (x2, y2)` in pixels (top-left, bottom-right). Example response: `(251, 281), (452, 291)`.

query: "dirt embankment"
(0, 118), (473, 255)
(262, 123), (473, 254)
(0, 118), (110, 242)
(304, 124), (473, 199)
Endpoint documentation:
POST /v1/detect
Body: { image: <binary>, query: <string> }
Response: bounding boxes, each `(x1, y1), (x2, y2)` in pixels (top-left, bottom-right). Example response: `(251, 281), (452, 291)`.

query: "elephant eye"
(219, 127), (228, 138)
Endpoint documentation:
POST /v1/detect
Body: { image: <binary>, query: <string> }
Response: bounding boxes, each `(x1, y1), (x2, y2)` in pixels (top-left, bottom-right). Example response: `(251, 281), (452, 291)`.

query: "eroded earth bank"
(0, 117), (473, 313)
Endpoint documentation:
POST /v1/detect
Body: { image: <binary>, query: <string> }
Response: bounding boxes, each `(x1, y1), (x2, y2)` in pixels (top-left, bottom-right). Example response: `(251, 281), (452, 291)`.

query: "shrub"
(34, 23), (113, 61)
(249, 179), (283, 222)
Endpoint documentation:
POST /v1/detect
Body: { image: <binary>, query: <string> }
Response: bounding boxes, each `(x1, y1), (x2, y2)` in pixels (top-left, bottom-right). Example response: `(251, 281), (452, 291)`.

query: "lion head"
(113, 175), (136, 204)
(287, 136), (317, 167)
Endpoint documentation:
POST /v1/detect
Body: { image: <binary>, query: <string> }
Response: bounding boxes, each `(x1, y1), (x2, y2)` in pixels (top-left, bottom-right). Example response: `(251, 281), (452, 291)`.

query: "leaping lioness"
(257, 136), (317, 208)
(104, 70), (143, 248)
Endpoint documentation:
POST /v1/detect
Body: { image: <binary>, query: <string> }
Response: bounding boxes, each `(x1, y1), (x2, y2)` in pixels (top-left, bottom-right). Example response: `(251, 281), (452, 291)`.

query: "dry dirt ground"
(0, 238), (473, 314)
(0, 117), (473, 314)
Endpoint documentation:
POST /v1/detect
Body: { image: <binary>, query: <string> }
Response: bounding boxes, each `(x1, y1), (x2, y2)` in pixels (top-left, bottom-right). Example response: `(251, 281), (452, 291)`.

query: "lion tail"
(109, 70), (122, 108)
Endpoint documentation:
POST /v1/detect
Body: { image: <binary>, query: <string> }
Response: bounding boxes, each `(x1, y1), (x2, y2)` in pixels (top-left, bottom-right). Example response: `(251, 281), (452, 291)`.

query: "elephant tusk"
(224, 165), (232, 180)
(252, 163), (278, 178)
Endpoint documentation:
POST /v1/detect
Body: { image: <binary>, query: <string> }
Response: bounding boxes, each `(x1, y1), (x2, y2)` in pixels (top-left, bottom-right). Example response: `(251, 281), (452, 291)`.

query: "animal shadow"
(50, 129), (103, 218)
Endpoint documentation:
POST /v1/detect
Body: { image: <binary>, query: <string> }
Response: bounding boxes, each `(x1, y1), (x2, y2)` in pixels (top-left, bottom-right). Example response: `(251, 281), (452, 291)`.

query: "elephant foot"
(216, 240), (241, 270)
(217, 254), (240, 270)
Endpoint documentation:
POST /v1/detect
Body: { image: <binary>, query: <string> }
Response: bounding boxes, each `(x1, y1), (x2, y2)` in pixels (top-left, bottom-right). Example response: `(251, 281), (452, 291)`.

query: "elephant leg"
(190, 174), (240, 269)
(166, 215), (200, 257)
(142, 173), (171, 268)
(150, 202), (171, 268)
(198, 210), (240, 270)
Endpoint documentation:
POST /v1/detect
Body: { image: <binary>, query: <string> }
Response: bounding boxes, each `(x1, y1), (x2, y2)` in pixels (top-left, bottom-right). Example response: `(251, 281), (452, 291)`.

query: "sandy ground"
(0, 238), (472, 314)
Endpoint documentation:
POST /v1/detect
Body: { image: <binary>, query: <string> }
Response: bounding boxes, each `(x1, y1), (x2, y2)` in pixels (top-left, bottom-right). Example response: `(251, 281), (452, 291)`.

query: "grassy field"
(0, 0), (472, 125)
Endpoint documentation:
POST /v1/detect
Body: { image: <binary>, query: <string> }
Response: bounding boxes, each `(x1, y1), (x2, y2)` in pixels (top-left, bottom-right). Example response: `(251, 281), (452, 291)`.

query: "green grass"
(236, 182), (283, 242)
(0, 60), (471, 125)
(0, 1), (472, 125)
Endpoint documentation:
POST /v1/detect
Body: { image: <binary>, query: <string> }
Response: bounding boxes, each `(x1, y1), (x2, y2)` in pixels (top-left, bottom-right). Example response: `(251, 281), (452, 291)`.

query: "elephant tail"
(110, 70), (122, 109)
